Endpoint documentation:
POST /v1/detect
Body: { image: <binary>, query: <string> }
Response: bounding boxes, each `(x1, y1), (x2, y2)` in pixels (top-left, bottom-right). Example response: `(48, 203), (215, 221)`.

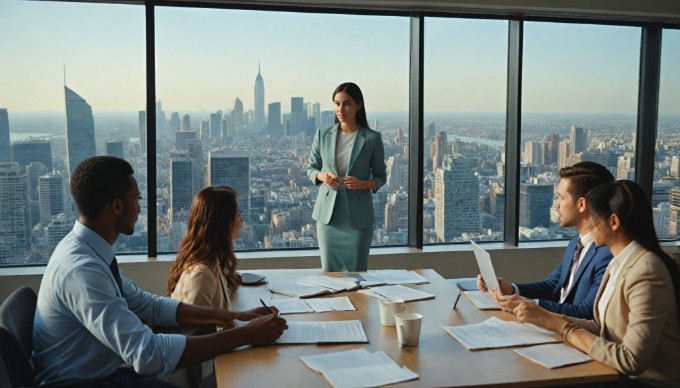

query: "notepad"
(463, 291), (501, 310)
(358, 284), (435, 302)
(300, 348), (418, 387)
(276, 320), (368, 344)
(514, 343), (592, 369)
(267, 282), (332, 298)
(444, 316), (561, 350)
(273, 296), (356, 314)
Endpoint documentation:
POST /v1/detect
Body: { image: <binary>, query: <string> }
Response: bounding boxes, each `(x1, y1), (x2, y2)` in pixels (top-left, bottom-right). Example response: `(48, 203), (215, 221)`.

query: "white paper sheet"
(369, 270), (429, 285)
(463, 291), (501, 310)
(514, 343), (592, 368)
(271, 298), (315, 314)
(358, 285), (435, 302)
(273, 297), (356, 314)
(267, 282), (331, 298)
(444, 316), (561, 350)
(276, 320), (368, 344)
(300, 349), (419, 387)
(298, 275), (360, 292)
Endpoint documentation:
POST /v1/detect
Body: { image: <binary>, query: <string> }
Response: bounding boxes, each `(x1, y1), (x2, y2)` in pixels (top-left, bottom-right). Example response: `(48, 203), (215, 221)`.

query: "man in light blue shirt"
(33, 156), (287, 386)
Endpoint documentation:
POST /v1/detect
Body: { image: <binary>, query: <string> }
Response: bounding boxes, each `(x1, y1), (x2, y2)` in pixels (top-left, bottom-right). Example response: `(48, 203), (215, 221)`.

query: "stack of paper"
(370, 270), (429, 285)
(300, 348), (419, 387)
(299, 275), (361, 292)
(267, 282), (332, 298)
(358, 285), (435, 302)
(273, 297), (356, 314)
(514, 343), (592, 369)
(340, 273), (387, 288)
(276, 320), (368, 344)
(444, 316), (561, 350)
(463, 291), (501, 310)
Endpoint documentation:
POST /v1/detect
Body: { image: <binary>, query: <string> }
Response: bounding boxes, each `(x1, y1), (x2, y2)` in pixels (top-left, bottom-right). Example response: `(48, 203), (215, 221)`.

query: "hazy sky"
(1, 0), (678, 114)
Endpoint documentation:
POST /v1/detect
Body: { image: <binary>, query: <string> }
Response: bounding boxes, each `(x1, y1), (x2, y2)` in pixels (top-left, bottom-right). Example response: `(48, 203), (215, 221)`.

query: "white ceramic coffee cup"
(395, 312), (423, 347)
(378, 299), (406, 326)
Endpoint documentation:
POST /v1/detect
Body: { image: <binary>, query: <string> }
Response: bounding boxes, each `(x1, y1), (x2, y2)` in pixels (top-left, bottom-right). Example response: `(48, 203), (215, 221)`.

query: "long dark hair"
(333, 82), (369, 129)
(167, 186), (242, 295)
(585, 180), (680, 315)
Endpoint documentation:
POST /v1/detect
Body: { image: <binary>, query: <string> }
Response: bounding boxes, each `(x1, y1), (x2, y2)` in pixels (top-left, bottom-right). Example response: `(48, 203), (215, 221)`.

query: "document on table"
(267, 282), (331, 298)
(369, 269), (429, 285)
(276, 320), (368, 344)
(444, 316), (561, 350)
(340, 273), (387, 288)
(300, 348), (418, 387)
(463, 291), (501, 310)
(358, 284), (435, 302)
(273, 297), (356, 314)
(514, 343), (592, 369)
(298, 275), (361, 292)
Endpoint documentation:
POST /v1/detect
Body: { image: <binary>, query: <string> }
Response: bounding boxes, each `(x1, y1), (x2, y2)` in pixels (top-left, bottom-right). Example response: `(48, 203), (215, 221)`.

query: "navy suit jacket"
(516, 235), (612, 319)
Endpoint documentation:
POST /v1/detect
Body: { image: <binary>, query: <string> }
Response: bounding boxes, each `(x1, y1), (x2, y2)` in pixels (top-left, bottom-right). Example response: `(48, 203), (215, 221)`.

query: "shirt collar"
(72, 221), (115, 265)
(579, 231), (595, 250)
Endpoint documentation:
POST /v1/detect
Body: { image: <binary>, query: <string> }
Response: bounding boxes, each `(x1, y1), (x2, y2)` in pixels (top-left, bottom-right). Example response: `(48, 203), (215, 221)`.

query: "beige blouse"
(171, 263), (235, 330)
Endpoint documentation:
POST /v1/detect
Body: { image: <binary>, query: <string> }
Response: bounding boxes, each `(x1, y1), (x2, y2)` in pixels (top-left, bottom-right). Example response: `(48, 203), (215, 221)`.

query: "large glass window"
(154, 7), (409, 252)
(423, 18), (508, 244)
(654, 29), (680, 239)
(0, 1), (145, 265)
(520, 22), (640, 241)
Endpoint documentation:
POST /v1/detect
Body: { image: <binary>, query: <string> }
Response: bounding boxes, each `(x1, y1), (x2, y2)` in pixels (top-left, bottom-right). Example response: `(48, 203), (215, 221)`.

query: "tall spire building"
(0, 109), (10, 163)
(254, 63), (265, 132)
(64, 86), (96, 176)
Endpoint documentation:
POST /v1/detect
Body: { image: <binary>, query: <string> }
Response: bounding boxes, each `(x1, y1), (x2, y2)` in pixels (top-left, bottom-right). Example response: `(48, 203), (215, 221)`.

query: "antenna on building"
(63, 63), (67, 86)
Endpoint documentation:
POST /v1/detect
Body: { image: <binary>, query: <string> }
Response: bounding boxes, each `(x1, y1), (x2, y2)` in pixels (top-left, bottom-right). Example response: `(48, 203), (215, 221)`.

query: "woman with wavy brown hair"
(168, 185), (243, 331)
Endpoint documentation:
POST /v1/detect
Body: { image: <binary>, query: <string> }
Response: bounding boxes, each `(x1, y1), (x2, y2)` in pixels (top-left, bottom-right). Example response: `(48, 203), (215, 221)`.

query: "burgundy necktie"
(562, 238), (584, 299)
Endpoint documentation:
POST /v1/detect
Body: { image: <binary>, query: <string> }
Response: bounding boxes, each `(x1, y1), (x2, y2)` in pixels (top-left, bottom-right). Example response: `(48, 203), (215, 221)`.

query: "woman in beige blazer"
(498, 180), (680, 386)
(168, 186), (249, 332)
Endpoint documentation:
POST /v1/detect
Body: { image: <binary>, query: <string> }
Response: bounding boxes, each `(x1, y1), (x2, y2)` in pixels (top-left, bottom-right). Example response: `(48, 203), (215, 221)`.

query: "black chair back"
(0, 286), (37, 387)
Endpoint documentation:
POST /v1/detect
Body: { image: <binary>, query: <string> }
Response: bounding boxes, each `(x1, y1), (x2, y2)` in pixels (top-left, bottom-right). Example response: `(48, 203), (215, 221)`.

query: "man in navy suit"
(478, 161), (614, 319)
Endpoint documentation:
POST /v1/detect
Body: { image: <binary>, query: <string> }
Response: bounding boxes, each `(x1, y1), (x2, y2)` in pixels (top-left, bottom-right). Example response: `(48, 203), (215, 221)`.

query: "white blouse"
(336, 131), (357, 177)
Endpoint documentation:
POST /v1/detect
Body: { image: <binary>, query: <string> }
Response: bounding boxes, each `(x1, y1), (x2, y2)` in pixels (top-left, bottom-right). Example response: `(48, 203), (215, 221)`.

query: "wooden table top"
(214, 269), (618, 387)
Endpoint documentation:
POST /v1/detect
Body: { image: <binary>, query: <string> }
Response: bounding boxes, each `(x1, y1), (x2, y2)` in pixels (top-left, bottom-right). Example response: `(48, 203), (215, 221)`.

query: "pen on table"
(452, 283), (465, 309)
(260, 298), (277, 316)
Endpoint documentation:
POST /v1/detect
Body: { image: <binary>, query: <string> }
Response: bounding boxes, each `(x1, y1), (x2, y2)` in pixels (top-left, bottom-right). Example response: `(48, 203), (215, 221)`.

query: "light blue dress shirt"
(33, 222), (186, 385)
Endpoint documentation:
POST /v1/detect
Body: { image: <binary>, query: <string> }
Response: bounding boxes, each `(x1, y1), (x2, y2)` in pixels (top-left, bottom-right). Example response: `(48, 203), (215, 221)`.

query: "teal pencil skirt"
(317, 190), (373, 272)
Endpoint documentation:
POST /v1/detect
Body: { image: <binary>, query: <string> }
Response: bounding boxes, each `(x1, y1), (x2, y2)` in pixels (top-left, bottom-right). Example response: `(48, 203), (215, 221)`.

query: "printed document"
(300, 348), (418, 387)
(267, 282), (331, 298)
(444, 316), (561, 350)
(514, 343), (592, 368)
(369, 269), (429, 285)
(358, 285), (435, 302)
(463, 291), (501, 310)
(276, 320), (368, 344)
(298, 275), (361, 292)
(273, 297), (356, 314)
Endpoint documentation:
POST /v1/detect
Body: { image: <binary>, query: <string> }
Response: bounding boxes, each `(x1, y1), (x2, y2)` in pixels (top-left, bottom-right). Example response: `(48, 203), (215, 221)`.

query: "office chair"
(0, 286), (37, 388)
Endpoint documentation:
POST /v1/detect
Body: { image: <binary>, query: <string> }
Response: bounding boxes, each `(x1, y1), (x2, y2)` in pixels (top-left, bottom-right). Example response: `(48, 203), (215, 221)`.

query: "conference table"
(214, 269), (618, 387)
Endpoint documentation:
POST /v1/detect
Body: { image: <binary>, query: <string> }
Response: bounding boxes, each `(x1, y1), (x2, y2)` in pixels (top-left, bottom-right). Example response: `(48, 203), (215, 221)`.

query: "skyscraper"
(254, 64), (265, 132)
(617, 154), (635, 180)
(268, 102), (282, 135)
(431, 131), (448, 173)
(558, 140), (571, 169)
(434, 156), (479, 242)
(181, 114), (191, 132)
(312, 102), (321, 128)
(26, 162), (48, 202)
(186, 140), (203, 195)
(519, 183), (553, 228)
(384, 191), (408, 232)
(290, 97), (305, 135)
(106, 141), (124, 159)
(170, 155), (193, 222)
(669, 188), (680, 235)
(138, 110), (146, 152)
(232, 98), (244, 134)
(169, 111), (180, 133)
(0, 162), (30, 262)
(0, 108), (10, 163)
(38, 172), (64, 226)
(570, 125), (587, 155)
(11, 140), (52, 170)
(209, 151), (249, 222)
(65, 86), (96, 176)
(210, 111), (222, 141)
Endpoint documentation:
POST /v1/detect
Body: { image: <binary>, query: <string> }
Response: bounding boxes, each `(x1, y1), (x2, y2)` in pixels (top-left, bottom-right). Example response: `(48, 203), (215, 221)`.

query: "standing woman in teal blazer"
(306, 82), (386, 271)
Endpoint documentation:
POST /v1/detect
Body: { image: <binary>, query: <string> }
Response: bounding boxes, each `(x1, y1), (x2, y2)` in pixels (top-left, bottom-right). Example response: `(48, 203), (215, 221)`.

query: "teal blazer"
(306, 124), (387, 229)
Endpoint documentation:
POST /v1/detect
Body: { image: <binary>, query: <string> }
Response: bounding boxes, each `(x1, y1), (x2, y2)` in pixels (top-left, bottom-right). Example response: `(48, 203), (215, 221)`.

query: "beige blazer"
(569, 244), (680, 386)
(171, 263), (235, 330)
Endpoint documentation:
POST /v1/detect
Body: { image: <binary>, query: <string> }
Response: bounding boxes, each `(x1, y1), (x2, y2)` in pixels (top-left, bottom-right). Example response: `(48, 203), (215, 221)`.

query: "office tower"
(186, 140), (203, 195)
(0, 162), (30, 262)
(232, 98), (244, 133)
(519, 183), (553, 228)
(169, 112), (180, 133)
(11, 140), (53, 171)
(558, 140), (571, 169)
(156, 101), (168, 138)
(671, 156), (680, 177)
(652, 182), (674, 207)
(386, 154), (407, 191)
(434, 156), (480, 242)
(199, 120), (209, 143)
(431, 131), (448, 173)
(180, 114), (191, 132)
(569, 125), (587, 155)
(312, 102), (321, 128)
(220, 117), (230, 140)
(138, 110), (146, 152)
(170, 155), (193, 222)
(540, 141), (551, 166)
(396, 127), (404, 146)
(546, 133), (560, 165)
(523, 141), (541, 165)
(490, 185), (505, 227)
(290, 97), (305, 135)
(210, 110), (222, 141)
(106, 141), (124, 159)
(209, 151), (249, 222)
(65, 86), (96, 176)
(174, 131), (196, 151)
(0, 108), (9, 162)
(38, 172), (64, 226)
(320, 111), (335, 128)
(254, 64), (265, 132)
(25, 162), (48, 202)
(268, 102), (282, 135)
(670, 188), (680, 235)
(384, 191), (408, 232)
(617, 154), (635, 180)
(426, 122), (436, 139)
(46, 213), (70, 246)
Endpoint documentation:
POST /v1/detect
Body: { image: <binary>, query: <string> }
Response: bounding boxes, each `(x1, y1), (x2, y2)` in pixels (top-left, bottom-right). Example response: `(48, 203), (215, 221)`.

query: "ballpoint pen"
(260, 298), (277, 316)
